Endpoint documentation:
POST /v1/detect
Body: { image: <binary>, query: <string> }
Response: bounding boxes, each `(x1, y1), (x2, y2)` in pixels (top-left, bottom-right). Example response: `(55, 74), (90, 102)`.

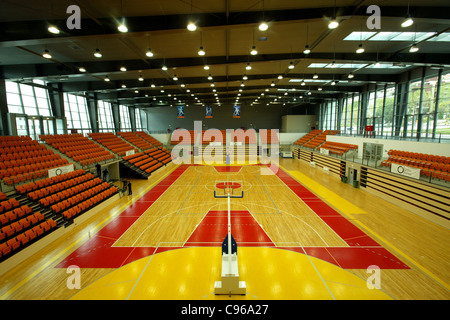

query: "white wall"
(327, 135), (450, 158)
(281, 115), (317, 133)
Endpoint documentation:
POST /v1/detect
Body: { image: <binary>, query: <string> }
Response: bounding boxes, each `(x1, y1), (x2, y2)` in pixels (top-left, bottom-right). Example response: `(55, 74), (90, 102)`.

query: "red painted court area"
(185, 210), (274, 247)
(55, 164), (409, 270)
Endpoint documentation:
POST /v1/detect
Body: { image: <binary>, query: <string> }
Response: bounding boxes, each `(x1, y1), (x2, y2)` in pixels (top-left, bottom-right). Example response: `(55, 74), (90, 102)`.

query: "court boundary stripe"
(0, 164), (182, 300)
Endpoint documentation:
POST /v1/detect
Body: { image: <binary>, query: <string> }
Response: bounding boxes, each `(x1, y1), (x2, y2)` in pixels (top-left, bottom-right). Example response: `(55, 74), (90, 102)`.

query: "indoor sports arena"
(0, 0), (449, 308)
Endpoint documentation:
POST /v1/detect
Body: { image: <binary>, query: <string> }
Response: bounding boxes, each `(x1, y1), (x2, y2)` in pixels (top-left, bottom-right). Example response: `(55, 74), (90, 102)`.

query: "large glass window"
(383, 86), (396, 137)
(436, 72), (450, 138)
(119, 105), (131, 131)
(98, 100), (115, 132)
(64, 93), (91, 134)
(5, 81), (52, 117)
(135, 108), (143, 130)
(407, 79), (422, 137)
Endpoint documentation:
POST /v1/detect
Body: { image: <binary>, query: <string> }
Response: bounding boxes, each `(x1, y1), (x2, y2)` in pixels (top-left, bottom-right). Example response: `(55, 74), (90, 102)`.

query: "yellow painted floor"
(70, 247), (391, 300)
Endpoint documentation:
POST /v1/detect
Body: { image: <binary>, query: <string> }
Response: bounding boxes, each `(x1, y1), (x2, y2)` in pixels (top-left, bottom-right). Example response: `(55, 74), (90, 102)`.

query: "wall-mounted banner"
(205, 106), (213, 118)
(177, 106), (184, 118)
(233, 105), (240, 118)
(391, 163), (420, 180)
(48, 163), (74, 178)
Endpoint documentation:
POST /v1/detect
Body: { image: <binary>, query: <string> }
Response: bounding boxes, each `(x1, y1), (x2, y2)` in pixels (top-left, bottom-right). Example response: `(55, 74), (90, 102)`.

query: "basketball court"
(1, 159), (448, 301)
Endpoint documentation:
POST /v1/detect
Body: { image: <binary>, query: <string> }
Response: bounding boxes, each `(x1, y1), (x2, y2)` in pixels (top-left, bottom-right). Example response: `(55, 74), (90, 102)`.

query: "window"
(98, 101), (115, 131)
(437, 72), (450, 138)
(407, 79), (422, 137)
(135, 108), (143, 130)
(119, 105), (131, 131)
(383, 86), (396, 137)
(64, 93), (91, 134)
(5, 81), (53, 117)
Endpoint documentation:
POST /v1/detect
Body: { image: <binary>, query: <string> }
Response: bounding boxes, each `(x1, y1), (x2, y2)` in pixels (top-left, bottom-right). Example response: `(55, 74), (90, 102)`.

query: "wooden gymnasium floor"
(0, 158), (449, 300)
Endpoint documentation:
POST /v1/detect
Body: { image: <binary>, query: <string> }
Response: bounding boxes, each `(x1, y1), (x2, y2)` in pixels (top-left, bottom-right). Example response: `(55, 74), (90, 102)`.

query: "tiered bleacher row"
(122, 148), (172, 174)
(40, 134), (115, 166)
(88, 132), (137, 156)
(0, 136), (69, 185)
(381, 150), (450, 182)
(1, 168), (118, 260)
(293, 130), (358, 156)
(0, 131), (166, 261)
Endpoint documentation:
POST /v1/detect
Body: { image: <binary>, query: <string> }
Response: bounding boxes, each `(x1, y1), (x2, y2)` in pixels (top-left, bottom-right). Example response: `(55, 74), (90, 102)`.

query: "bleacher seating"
(318, 141), (358, 156)
(88, 133), (137, 156)
(0, 136), (70, 186)
(293, 130), (322, 146)
(40, 134), (115, 166)
(135, 131), (163, 147)
(122, 147), (172, 174)
(0, 190), (57, 260)
(117, 132), (155, 151)
(381, 150), (450, 181)
(303, 130), (340, 150)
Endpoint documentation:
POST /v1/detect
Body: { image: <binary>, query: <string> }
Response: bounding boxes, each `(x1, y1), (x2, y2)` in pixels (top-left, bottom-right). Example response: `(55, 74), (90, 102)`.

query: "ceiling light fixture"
(328, 19), (339, 29)
(139, 75), (144, 81)
(313, 73), (319, 79)
(208, 74), (213, 80)
(94, 48), (102, 58)
(409, 43), (419, 52)
(173, 75), (178, 81)
(162, 65), (168, 71)
(120, 66), (127, 72)
(303, 45), (311, 55)
(243, 75), (248, 80)
(187, 22), (197, 31)
(246, 63), (252, 70)
(146, 48), (154, 57)
(356, 43), (365, 53)
(204, 65), (210, 70)
(198, 46), (205, 56)
(401, 1), (414, 28)
(104, 76), (110, 82)
(117, 23), (128, 33)
(48, 25), (60, 34)
(78, 66), (86, 73)
(278, 75), (283, 79)
(348, 73), (354, 79)
(42, 49), (52, 59)
(259, 22), (268, 31)
(250, 45), (258, 55)
(288, 61), (295, 69)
